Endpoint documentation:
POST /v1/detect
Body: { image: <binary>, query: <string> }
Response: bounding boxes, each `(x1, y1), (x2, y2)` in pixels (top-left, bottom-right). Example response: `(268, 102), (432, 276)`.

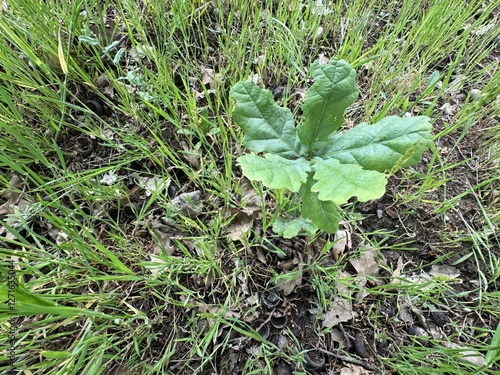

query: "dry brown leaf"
(224, 180), (261, 241)
(333, 230), (348, 261)
(167, 190), (203, 217)
(349, 248), (380, 277)
(240, 179), (261, 214)
(321, 296), (353, 328)
(392, 256), (405, 278)
(180, 141), (201, 169)
(340, 364), (373, 375)
(385, 205), (399, 218)
(224, 208), (258, 241)
(255, 247), (267, 264)
(440, 102), (457, 115)
(280, 274), (302, 296)
(151, 223), (176, 256)
(444, 342), (486, 367)
(134, 174), (171, 196)
(335, 271), (354, 295)
(429, 264), (460, 279)
(276, 261), (303, 296)
(148, 255), (168, 276)
(0, 175), (34, 238)
(201, 66), (222, 90)
(317, 52), (330, 65)
(329, 328), (344, 343)
(129, 44), (154, 62)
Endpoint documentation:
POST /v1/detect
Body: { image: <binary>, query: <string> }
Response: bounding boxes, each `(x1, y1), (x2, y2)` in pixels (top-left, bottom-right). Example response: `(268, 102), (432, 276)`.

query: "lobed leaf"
(273, 217), (317, 239)
(237, 153), (310, 193)
(230, 81), (301, 159)
(316, 116), (433, 171)
(311, 158), (387, 204)
(231, 60), (435, 237)
(298, 60), (359, 156)
(300, 173), (342, 233)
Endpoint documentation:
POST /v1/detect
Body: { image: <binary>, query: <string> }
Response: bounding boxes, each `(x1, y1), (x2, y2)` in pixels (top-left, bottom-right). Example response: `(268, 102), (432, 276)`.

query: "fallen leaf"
(135, 175), (171, 196)
(252, 55), (265, 65)
(340, 364), (373, 375)
(224, 208), (258, 241)
(240, 179), (261, 215)
(276, 262), (303, 296)
(0, 175), (37, 238)
(440, 103), (457, 115)
(473, 23), (495, 36)
(349, 248), (380, 277)
(335, 271), (354, 295)
(0, 178), (29, 215)
(129, 44), (154, 61)
(255, 247), (267, 264)
(429, 264), (460, 279)
(444, 342), (486, 367)
(392, 256), (405, 278)
(201, 65), (222, 90)
(151, 222), (176, 256)
(147, 255), (168, 276)
(317, 52), (330, 64)
(167, 191), (203, 217)
(315, 25), (324, 39)
(385, 205), (398, 218)
(397, 295), (414, 324)
(224, 179), (261, 241)
(249, 73), (260, 85)
(333, 230), (348, 261)
(48, 225), (69, 245)
(321, 296), (353, 328)
(329, 328), (344, 343)
(180, 140), (201, 169)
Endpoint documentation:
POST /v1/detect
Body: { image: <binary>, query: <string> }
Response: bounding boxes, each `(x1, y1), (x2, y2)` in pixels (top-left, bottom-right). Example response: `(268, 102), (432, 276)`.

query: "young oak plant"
(230, 59), (433, 235)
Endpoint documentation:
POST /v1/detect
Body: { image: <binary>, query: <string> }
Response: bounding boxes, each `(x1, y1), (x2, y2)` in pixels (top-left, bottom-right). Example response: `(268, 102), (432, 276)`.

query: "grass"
(1, 0), (499, 374)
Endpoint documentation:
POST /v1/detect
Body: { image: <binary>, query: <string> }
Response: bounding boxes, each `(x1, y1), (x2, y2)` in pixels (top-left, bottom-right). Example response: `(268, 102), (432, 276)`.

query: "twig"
(100, 33), (129, 61)
(317, 347), (380, 373)
(255, 307), (276, 332)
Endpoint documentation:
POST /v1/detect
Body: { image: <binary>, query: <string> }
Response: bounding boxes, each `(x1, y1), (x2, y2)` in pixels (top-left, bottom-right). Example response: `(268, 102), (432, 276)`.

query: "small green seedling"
(230, 59), (433, 236)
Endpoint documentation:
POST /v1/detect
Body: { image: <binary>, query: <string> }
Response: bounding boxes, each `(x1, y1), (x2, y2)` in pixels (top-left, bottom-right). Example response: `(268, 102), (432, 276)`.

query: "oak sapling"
(230, 59), (433, 236)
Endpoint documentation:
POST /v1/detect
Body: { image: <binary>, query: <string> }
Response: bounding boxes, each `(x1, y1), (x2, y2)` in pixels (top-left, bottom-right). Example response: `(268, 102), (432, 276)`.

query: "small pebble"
(315, 26), (324, 40)
(440, 102), (455, 115)
(470, 89), (481, 99)
(95, 74), (109, 87)
(408, 325), (430, 346)
(44, 128), (55, 139)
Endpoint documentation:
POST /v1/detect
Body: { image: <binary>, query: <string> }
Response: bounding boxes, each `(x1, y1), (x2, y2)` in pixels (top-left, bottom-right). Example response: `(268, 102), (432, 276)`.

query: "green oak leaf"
(231, 59), (434, 237)
(237, 153), (310, 193)
(312, 158), (387, 204)
(298, 60), (359, 156)
(300, 173), (342, 233)
(273, 217), (317, 239)
(230, 81), (301, 159)
(316, 116), (433, 171)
